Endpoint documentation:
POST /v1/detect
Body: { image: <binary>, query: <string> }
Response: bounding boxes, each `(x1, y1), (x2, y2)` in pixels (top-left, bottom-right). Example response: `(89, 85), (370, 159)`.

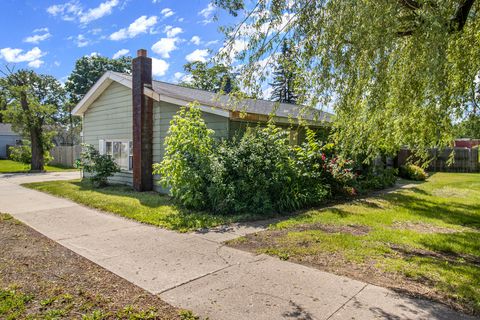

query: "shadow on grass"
(72, 180), (283, 232)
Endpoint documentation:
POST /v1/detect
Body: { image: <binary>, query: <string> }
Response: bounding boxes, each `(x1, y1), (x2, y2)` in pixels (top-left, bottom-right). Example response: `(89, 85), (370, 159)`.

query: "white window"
(101, 140), (133, 171)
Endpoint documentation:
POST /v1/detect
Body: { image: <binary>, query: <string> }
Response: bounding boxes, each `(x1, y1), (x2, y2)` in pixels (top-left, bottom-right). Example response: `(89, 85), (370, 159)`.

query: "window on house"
(102, 140), (132, 171)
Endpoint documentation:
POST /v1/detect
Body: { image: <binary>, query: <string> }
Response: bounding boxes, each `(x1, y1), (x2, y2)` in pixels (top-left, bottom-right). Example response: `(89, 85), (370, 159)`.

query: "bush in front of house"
(154, 105), (361, 215)
(153, 104), (215, 209)
(77, 144), (120, 187)
(399, 164), (427, 181)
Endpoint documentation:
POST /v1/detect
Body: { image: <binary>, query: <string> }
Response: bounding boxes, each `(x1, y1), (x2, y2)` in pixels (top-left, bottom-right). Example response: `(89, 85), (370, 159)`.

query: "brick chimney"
(132, 49), (153, 191)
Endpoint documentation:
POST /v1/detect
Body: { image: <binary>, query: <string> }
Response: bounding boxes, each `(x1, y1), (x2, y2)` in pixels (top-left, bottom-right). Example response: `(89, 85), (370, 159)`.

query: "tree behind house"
(270, 40), (298, 104)
(0, 70), (65, 171)
(182, 61), (239, 93)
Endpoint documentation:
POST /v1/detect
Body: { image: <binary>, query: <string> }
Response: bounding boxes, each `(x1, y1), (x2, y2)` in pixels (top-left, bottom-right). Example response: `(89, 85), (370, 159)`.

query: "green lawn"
(228, 172), (480, 315)
(0, 160), (77, 173)
(23, 179), (273, 232)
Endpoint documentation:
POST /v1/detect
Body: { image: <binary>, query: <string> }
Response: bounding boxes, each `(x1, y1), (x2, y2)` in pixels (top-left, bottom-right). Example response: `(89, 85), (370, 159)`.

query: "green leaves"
(79, 144), (120, 187)
(216, 0), (480, 163)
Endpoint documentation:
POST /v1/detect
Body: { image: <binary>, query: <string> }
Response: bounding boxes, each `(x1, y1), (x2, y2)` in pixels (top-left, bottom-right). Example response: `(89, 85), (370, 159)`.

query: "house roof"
(72, 71), (333, 125)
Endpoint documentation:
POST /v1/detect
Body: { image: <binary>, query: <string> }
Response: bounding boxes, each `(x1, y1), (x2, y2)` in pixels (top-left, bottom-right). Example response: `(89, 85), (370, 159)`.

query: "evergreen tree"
(270, 40), (297, 104)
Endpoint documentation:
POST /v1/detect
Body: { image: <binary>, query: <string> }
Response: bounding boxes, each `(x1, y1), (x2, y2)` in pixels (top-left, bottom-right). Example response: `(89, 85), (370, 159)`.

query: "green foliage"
(356, 167), (398, 191)
(209, 124), (302, 214)
(0, 288), (33, 320)
(78, 144), (120, 187)
(153, 103), (215, 209)
(178, 310), (201, 320)
(8, 143), (52, 165)
(400, 164), (428, 181)
(216, 0), (480, 163)
(0, 69), (65, 171)
(182, 61), (239, 93)
(455, 114), (480, 138)
(65, 55), (132, 104)
(156, 106), (363, 215)
(270, 40), (298, 103)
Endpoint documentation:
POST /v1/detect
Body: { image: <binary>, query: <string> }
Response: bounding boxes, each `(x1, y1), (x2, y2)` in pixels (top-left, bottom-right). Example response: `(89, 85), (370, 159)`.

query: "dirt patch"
(389, 244), (480, 266)
(0, 213), (181, 319)
(391, 221), (462, 234)
(291, 223), (371, 235)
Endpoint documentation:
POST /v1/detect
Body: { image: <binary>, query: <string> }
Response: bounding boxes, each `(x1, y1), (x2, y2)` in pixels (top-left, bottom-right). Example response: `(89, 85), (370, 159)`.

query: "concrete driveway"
(0, 172), (475, 320)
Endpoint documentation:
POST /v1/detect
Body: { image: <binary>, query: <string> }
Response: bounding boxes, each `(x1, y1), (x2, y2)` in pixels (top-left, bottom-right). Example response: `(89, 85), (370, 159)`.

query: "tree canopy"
(182, 61), (239, 93)
(65, 55), (132, 104)
(0, 69), (65, 170)
(215, 0), (480, 162)
(269, 40), (298, 103)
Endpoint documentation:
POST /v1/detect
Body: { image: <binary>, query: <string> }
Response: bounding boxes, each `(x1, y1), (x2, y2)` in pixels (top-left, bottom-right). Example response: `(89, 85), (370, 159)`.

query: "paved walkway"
(0, 172), (475, 320)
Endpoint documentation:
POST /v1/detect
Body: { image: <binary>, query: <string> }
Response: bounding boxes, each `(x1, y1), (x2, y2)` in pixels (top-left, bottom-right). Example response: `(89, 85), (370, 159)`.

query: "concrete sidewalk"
(0, 173), (475, 320)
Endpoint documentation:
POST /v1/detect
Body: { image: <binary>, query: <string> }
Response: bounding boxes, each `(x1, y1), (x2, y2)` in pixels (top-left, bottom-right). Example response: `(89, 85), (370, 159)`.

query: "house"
(72, 49), (332, 192)
(0, 123), (21, 159)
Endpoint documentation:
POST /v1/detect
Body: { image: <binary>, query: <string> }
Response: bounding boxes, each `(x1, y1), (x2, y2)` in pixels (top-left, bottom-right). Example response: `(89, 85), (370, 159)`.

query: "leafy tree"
(215, 0), (480, 163)
(77, 144), (120, 187)
(269, 40), (298, 104)
(0, 69), (65, 171)
(455, 115), (480, 138)
(182, 61), (239, 93)
(65, 55), (132, 104)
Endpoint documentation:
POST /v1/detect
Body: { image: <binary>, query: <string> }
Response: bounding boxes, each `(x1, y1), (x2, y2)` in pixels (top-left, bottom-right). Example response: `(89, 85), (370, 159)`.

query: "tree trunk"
(20, 93), (44, 171)
(30, 126), (45, 172)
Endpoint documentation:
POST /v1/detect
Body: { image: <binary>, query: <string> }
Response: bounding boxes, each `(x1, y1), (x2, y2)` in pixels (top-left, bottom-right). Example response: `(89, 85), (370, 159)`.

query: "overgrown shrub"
(77, 144), (120, 187)
(155, 105), (396, 215)
(153, 104), (214, 209)
(8, 143), (52, 165)
(209, 124), (302, 214)
(399, 164), (427, 181)
(356, 167), (398, 191)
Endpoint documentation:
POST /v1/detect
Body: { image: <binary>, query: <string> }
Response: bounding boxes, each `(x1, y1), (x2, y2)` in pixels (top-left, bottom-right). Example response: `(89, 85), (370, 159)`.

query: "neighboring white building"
(0, 123), (21, 159)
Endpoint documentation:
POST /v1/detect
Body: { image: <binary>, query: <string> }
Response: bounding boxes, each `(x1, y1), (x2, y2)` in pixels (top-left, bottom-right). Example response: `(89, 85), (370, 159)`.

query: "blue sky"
(0, 0), (238, 83)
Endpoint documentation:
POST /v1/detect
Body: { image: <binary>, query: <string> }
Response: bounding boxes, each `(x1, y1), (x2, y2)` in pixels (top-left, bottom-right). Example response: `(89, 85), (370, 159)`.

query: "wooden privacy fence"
(397, 147), (480, 173)
(49, 145), (81, 168)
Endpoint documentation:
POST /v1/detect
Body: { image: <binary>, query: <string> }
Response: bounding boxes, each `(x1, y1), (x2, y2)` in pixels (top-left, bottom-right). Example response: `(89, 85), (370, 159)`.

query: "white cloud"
(152, 0), (160, 3)
(0, 47), (45, 62)
(46, 1), (82, 21)
(185, 49), (209, 63)
(0, 47), (46, 68)
(33, 27), (49, 33)
(164, 25), (183, 38)
(205, 39), (219, 46)
(151, 37), (179, 58)
(89, 52), (100, 57)
(198, 3), (216, 24)
(24, 32), (51, 44)
(190, 35), (201, 45)
(47, 0), (119, 24)
(174, 72), (184, 80)
(112, 49), (130, 59)
(80, 0), (119, 23)
(109, 15), (158, 40)
(28, 60), (44, 68)
(72, 34), (90, 47)
(161, 8), (174, 18)
(152, 57), (169, 76)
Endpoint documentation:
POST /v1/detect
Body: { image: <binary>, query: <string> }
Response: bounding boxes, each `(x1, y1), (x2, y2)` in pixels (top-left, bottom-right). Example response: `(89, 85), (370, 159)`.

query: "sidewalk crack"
(325, 284), (368, 320)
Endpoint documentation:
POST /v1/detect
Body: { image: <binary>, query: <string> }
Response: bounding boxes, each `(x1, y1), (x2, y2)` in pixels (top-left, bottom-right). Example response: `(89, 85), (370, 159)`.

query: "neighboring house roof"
(72, 71), (333, 125)
(0, 123), (20, 136)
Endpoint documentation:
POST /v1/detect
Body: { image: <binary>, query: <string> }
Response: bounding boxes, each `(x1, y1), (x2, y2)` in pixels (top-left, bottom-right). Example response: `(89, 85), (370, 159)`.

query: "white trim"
(72, 71), (161, 116)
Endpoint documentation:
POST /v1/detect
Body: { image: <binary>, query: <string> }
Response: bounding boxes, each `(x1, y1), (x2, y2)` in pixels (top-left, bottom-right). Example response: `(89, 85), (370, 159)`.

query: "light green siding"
(83, 82), (229, 191)
(83, 82), (133, 186)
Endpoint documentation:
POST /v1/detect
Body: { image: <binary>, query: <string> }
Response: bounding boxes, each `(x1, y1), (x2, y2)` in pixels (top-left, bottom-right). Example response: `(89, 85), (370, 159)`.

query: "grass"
(23, 179), (271, 232)
(0, 159), (77, 173)
(228, 172), (480, 315)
